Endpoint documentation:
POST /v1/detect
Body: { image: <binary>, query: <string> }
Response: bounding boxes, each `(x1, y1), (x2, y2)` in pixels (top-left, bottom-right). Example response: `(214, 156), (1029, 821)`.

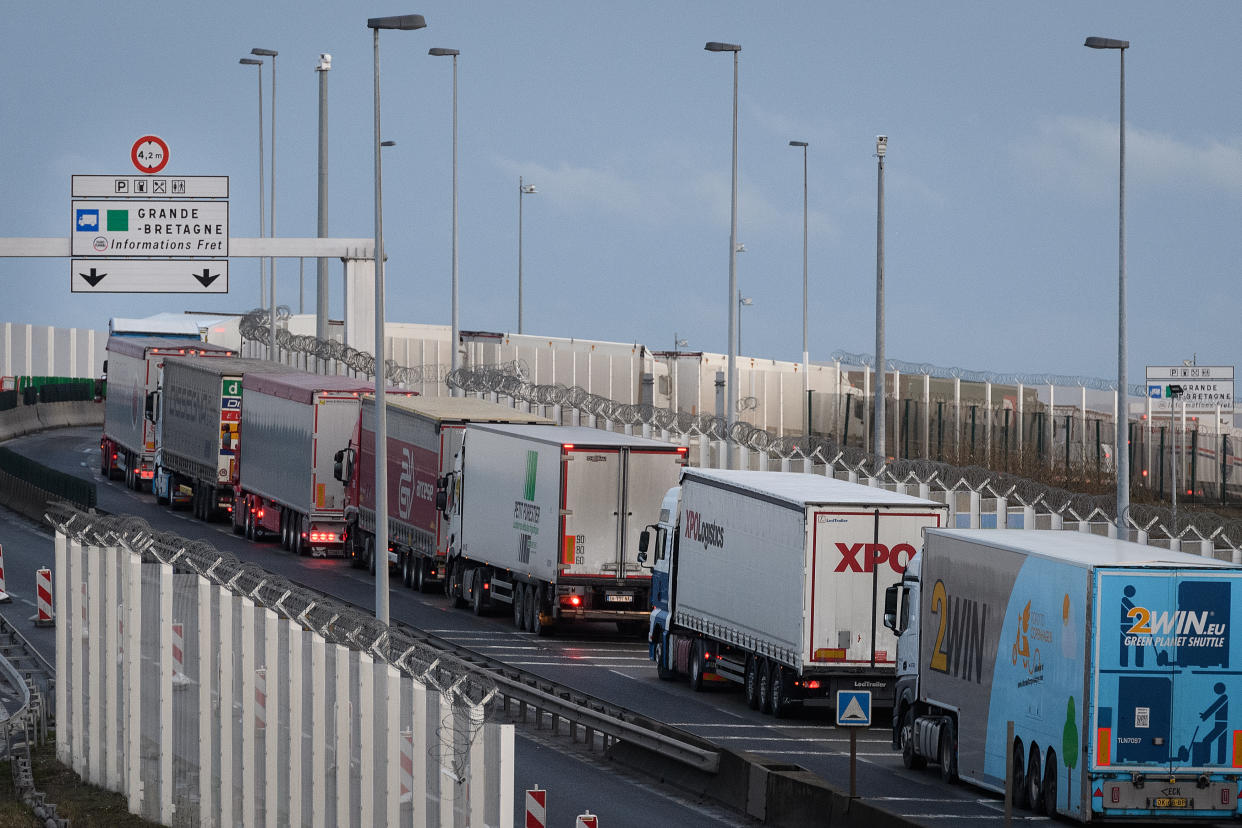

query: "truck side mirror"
(883, 584), (904, 634)
(435, 475), (449, 512)
(638, 529), (650, 554)
(145, 391), (159, 423)
(333, 448), (354, 484)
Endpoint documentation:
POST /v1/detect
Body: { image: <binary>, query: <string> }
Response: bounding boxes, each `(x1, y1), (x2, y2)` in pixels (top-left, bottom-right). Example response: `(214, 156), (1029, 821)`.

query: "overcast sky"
(2, 2), (1239, 386)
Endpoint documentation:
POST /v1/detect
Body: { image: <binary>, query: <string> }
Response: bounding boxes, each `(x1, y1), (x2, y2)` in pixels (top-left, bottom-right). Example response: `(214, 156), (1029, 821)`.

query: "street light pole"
(430, 48), (460, 389)
(790, 140), (809, 433)
(518, 177), (536, 334)
(705, 41), (742, 468)
(238, 58), (265, 311)
(1085, 35), (1130, 534)
(369, 12), (427, 626)
(874, 136), (887, 467)
(315, 54), (331, 356)
(252, 48), (278, 358)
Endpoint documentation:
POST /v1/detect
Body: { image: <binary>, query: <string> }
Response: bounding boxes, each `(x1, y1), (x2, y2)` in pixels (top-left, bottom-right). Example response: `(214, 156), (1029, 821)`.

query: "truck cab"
(884, 554), (922, 752)
(640, 485), (682, 675)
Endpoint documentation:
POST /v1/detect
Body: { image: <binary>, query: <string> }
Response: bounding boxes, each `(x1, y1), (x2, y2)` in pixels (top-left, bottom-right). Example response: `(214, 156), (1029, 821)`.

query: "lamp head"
(239, 58), (262, 66)
(1085, 36), (1129, 50)
(521, 184), (537, 195)
(704, 42), (741, 53)
(789, 140), (808, 147)
(876, 135), (888, 157)
(429, 48), (459, 57)
(380, 140), (396, 147)
(368, 14), (427, 31)
(316, 53), (332, 71)
(251, 48), (278, 57)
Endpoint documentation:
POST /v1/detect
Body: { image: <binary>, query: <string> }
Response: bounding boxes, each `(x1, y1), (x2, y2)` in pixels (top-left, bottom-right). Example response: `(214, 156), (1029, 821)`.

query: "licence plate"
(1155, 797), (1189, 808)
(605, 592), (633, 603)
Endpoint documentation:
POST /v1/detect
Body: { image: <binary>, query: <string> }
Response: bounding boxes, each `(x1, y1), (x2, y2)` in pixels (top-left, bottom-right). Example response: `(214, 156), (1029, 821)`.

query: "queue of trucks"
(100, 329), (1242, 821)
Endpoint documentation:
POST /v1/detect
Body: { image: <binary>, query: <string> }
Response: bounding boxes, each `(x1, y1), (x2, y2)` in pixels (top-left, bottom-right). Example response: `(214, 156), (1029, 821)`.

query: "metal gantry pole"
(316, 54), (332, 358)
(450, 51), (460, 388)
(239, 58), (265, 308)
(372, 26), (390, 624)
(1116, 46), (1129, 533)
(270, 52), (278, 358)
(874, 136), (887, 466)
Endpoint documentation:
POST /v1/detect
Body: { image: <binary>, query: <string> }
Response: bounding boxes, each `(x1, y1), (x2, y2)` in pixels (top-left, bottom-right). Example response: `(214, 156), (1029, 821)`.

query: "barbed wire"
(830, 349), (1149, 397)
(236, 319), (1241, 549)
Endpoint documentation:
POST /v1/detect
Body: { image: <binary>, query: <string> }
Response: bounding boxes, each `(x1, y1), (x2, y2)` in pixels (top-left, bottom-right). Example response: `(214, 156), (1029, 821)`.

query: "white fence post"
(241, 599), (256, 826)
(359, 651), (376, 828)
(412, 673), (429, 827)
(125, 551), (142, 813)
(87, 546), (103, 785)
(311, 636), (327, 828)
(54, 532), (69, 766)
(198, 578), (215, 827)
(218, 588), (235, 828)
(287, 620), (305, 828)
(159, 562), (173, 825)
(105, 544), (122, 791)
(68, 538), (84, 779)
(385, 664), (401, 828)
(335, 645), (353, 828)
(264, 608), (281, 828)
(439, 691), (456, 827)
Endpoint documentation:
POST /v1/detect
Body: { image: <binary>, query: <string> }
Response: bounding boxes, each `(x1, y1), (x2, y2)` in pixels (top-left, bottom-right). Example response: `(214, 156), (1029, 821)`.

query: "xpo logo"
(834, 542), (917, 574)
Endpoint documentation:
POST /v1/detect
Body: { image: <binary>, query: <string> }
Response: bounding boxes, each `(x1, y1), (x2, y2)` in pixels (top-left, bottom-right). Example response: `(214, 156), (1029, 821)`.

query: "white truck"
(100, 335), (234, 490)
(885, 528), (1242, 822)
(150, 356), (283, 519)
(640, 468), (947, 717)
(335, 395), (551, 585)
(439, 423), (687, 634)
(234, 372), (376, 556)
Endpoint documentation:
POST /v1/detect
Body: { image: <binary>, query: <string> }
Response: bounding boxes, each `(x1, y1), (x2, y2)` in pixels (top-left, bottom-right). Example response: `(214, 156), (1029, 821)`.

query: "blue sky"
(2, 2), (1240, 385)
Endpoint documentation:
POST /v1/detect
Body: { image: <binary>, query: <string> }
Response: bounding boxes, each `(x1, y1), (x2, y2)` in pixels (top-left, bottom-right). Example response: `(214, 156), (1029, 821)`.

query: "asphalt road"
(6, 426), (1085, 826)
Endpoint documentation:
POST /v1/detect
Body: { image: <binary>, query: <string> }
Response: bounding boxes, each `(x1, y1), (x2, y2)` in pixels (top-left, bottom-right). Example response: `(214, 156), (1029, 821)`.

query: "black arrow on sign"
(193, 268), (220, 288)
(79, 267), (107, 287)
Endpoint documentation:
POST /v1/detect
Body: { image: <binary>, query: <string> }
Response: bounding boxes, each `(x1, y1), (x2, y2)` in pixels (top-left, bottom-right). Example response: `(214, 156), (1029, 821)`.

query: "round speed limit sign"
(131, 135), (170, 174)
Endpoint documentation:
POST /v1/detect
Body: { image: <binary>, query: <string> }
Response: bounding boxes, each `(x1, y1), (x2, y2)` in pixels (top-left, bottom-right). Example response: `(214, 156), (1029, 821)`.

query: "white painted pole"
(53, 533), (68, 765)
(359, 652), (376, 828)
(412, 676), (429, 827)
(87, 548), (103, 784)
(105, 544), (121, 791)
(310, 635), (327, 828)
(439, 691), (455, 827)
(126, 553), (143, 813)
(159, 564), (173, 825)
(198, 578), (214, 827)
(241, 600), (256, 826)
(264, 608), (280, 828)
(335, 645), (352, 828)
(69, 538), (84, 778)
(218, 588), (234, 828)
(385, 665), (401, 827)
(287, 621), (304, 828)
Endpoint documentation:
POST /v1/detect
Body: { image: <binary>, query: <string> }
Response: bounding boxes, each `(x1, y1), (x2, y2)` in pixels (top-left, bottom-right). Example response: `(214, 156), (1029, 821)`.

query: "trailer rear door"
(620, 449), (684, 577)
(1093, 568), (1242, 775)
(560, 447), (622, 576)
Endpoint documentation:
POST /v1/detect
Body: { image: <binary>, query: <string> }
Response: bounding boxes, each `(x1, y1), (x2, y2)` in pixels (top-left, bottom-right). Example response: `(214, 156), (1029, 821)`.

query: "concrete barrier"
(0, 402), (102, 442)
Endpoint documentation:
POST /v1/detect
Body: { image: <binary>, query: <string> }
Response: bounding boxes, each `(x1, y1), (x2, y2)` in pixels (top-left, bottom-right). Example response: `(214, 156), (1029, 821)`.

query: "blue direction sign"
(836, 690), (871, 727)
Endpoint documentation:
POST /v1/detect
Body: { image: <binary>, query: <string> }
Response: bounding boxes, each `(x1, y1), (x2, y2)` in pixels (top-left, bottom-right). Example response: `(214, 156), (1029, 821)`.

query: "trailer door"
(1096, 569), (1242, 777)
(560, 447), (621, 576)
(620, 449), (684, 577)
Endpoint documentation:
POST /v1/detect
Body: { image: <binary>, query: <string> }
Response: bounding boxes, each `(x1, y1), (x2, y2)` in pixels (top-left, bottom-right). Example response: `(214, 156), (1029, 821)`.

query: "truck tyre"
(245, 506), (256, 541)
(366, 538), (377, 575)
(757, 660), (773, 714)
(414, 559), (428, 593)
(770, 666), (792, 719)
(1026, 743), (1043, 813)
(294, 516), (306, 556)
(522, 585), (536, 631)
(654, 637), (675, 681)
(471, 571), (488, 616)
(401, 554), (414, 588)
(1011, 738), (1027, 809)
(204, 487), (216, 522)
(232, 507), (244, 535)
(744, 657), (760, 709)
(938, 719), (958, 783)
(513, 583), (526, 630)
(688, 640), (704, 691)
(531, 588), (551, 636)
(1042, 748), (1057, 818)
(450, 561), (468, 609)
(900, 709), (926, 770)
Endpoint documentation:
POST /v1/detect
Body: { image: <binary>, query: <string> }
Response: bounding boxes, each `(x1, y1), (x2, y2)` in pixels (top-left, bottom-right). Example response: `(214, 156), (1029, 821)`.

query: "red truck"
(335, 395), (551, 586)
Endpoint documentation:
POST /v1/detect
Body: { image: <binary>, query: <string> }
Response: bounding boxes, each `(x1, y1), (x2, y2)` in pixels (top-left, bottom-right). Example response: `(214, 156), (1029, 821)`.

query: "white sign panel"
(1145, 365), (1235, 414)
(71, 200), (229, 256)
(71, 259), (228, 294)
(72, 175), (229, 199)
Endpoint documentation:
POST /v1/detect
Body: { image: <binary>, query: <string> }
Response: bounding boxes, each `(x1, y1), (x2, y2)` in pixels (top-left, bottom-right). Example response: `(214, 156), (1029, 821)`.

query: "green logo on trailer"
(524, 450), (538, 500)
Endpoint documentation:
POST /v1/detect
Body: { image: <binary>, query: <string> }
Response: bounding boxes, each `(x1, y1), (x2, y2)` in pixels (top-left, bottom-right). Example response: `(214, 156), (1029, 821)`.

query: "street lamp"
(1085, 34), (1130, 534)
(789, 139), (810, 433)
(315, 53), (331, 354)
(704, 40), (741, 468)
(518, 177), (536, 334)
(737, 291), (753, 355)
(369, 12), (427, 625)
(238, 58), (265, 311)
(251, 48), (278, 359)
(874, 135), (887, 467)
(429, 47), (460, 390)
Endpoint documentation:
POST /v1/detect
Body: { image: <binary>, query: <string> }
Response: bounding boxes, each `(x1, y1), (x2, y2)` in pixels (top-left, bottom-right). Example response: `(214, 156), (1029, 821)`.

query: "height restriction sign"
(131, 135), (169, 174)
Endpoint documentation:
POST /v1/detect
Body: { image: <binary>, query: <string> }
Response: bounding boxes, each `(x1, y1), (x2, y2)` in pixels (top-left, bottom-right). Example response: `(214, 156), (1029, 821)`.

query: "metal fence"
(47, 506), (514, 828)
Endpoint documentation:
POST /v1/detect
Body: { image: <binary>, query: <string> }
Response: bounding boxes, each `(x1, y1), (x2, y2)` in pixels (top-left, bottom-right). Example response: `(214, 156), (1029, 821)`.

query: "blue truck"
(884, 528), (1242, 821)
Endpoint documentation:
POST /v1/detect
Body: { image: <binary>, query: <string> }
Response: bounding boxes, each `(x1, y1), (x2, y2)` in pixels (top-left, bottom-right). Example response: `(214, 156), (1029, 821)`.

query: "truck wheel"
(1010, 738), (1027, 809)
(654, 637), (675, 681)
(688, 640), (704, 691)
(232, 506), (244, 535)
(245, 506), (255, 541)
(900, 709), (925, 770)
(294, 516), (306, 556)
(366, 537), (376, 575)
(744, 657), (760, 709)
(770, 666), (789, 719)
(1026, 743), (1043, 813)
(757, 660), (773, 714)
(938, 719), (958, 783)
(513, 583), (527, 630)
(531, 589), (551, 636)
(451, 561), (468, 609)
(1042, 748), (1057, 818)
(400, 554), (413, 588)
(471, 571), (488, 616)
(413, 559), (427, 593)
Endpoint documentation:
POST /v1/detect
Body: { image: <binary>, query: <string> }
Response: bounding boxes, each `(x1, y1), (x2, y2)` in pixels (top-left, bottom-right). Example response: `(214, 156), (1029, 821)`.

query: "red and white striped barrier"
(32, 567), (53, 626)
(575, 812), (599, 828)
(525, 786), (546, 828)
(171, 622), (193, 687)
(0, 543), (10, 603)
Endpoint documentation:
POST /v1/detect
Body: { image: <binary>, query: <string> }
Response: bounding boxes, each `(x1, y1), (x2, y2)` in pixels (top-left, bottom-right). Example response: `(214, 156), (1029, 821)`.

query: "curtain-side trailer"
(100, 335), (234, 490)
(440, 423), (687, 634)
(640, 468), (947, 717)
(885, 528), (1242, 822)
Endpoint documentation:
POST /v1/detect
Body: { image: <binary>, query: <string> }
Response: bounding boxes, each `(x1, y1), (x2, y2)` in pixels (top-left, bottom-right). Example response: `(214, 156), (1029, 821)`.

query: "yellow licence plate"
(1155, 797), (1189, 808)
